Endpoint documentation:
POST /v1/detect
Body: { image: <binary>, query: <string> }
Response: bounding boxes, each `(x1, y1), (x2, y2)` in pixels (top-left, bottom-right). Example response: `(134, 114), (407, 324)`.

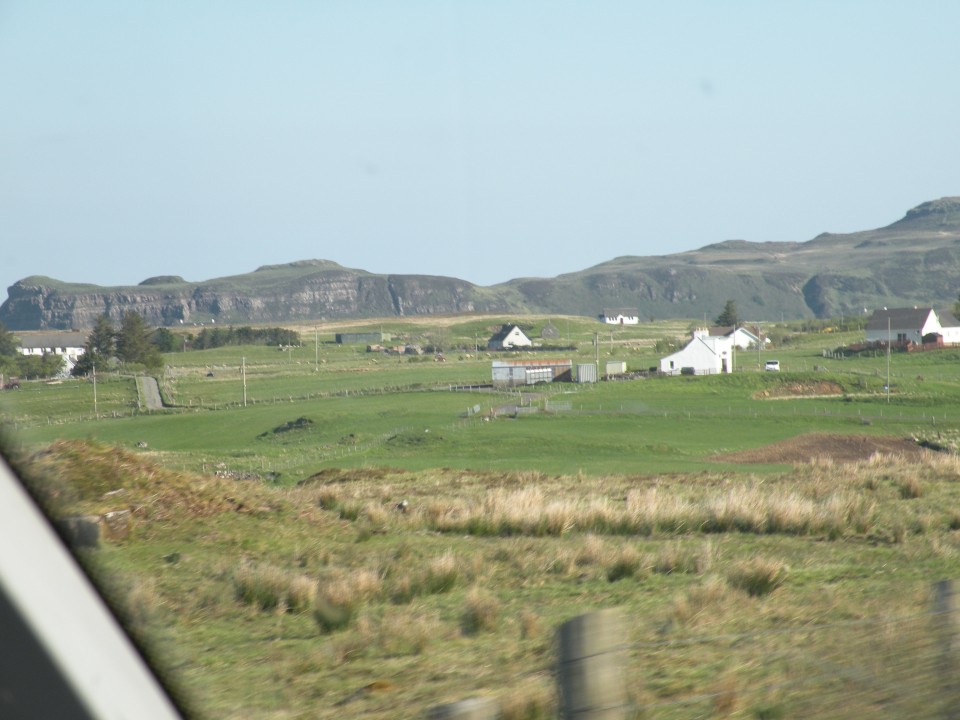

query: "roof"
(939, 310), (960, 328)
(601, 308), (638, 317)
(709, 325), (760, 339)
(16, 332), (87, 349)
(865, 308), (935, 331)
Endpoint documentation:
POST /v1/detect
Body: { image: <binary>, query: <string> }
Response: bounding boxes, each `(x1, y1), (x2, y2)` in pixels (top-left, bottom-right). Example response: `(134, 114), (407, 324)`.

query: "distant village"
(6, 306), (960, 390)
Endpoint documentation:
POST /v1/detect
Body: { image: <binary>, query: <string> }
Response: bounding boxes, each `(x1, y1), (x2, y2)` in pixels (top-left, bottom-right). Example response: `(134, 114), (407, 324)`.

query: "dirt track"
(712, 433), (930, 464)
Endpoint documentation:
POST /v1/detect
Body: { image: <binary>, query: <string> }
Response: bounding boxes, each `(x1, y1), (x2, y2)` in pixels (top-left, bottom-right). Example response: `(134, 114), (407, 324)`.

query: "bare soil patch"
(712, 433), (928, 464)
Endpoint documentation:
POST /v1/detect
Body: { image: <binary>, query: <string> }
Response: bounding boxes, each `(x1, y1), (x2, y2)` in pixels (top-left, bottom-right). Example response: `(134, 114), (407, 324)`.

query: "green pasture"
(5, 331), (959, 479)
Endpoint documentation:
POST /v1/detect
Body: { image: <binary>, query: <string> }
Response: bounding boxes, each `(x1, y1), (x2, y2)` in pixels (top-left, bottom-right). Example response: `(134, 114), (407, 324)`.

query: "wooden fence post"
(426, 697), (499, 720)
(557, 608), (627, 720)
(934, 579), (960, 720)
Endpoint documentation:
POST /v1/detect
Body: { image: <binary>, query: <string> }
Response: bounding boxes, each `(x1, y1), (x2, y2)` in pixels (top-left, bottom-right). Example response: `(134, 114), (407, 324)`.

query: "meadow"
(3, 315), (960, 718)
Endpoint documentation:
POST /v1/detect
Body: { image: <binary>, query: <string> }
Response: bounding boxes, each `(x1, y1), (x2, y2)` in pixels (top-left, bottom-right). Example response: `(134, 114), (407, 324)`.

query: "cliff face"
(0, 264), (516, 330)
(5, 198), (960, 329)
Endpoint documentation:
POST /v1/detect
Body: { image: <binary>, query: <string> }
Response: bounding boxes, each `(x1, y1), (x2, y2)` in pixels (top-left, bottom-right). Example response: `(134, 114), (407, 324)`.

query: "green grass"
(6, 316), (960, 718)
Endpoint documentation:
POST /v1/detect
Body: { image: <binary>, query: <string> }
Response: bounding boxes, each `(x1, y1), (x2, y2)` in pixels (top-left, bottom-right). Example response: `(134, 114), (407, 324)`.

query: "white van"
(764, 360), (780, 372)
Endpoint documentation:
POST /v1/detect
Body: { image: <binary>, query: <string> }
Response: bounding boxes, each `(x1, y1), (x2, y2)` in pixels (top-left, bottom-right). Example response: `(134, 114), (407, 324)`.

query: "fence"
(429, 580), (960, 719)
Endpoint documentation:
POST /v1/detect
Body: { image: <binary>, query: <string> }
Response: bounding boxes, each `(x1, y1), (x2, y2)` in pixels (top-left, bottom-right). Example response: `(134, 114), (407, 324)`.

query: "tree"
(72, 314), (116, 376)
(0, 322), (18, 357)
(116, 312), (162, 368)
(714, 300), (739, 327)
(954, 293), (960, 321)
(150, 327), (180, 353)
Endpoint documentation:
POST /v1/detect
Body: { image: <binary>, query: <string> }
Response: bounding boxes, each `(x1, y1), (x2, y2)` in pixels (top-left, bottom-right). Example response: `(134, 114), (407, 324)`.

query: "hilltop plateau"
(3, 198), (960, 329)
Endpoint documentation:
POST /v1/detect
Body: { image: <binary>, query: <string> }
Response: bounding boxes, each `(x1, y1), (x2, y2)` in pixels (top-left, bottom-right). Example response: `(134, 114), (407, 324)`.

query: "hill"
(3, 198), (960, 329)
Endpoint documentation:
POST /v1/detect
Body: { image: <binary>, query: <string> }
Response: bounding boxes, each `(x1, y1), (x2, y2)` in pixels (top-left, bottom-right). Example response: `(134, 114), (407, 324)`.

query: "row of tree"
(72, 313), (163, 375)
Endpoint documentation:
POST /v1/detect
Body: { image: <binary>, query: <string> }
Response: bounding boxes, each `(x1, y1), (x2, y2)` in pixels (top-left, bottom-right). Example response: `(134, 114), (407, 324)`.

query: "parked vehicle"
(764, 360), (780, 372)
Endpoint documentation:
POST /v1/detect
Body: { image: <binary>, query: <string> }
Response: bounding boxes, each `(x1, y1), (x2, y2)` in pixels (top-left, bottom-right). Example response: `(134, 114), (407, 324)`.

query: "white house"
(600, 308), (639, 325)
(17, 332), (87, 376)
(659, 329), (734, 376)
(709, 325), (767, 350)
(865, 308), (941, 346)
(487, 324), (533, 350)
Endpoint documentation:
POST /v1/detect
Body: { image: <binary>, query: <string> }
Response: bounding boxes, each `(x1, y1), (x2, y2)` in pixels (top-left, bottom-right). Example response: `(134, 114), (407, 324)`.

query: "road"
(138, 376), (163, 410)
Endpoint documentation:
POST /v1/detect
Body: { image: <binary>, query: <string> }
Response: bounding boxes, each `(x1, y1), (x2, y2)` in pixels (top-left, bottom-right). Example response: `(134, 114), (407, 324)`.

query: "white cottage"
(864, 308), (941, 346)
(487, 324), (533, 350)
(659, 329), (734, 376)
(600, 308), (639, 325)
(17, 332), (87, 375)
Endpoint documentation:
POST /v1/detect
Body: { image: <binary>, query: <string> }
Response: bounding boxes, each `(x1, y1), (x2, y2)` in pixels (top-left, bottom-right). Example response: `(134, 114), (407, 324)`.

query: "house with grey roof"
(17, 331), (87, 376)
(864, 308), (941, 347)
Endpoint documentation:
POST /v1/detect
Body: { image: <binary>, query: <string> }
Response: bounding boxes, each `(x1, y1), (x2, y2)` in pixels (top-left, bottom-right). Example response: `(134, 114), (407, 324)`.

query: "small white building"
(17, 332), (87, 375)
(864, 308), (941, 346)
(487, 324), (533, 350)
(659, 329), (734, 376)
(599, 308), (639, 325)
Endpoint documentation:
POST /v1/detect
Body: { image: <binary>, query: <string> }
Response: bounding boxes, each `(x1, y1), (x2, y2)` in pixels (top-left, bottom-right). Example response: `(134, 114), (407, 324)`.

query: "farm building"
(599, 308), (639, 325)
(576, 363), (597, 383)
(605, 360), (627, 377)
(16, 331), (87, 375)
(659, 329), (733, 376)
(492, 359), (573, 387)
(487, 325), (532, 350)
(864, 308), (942, 347)
(336, 332), (392, 344)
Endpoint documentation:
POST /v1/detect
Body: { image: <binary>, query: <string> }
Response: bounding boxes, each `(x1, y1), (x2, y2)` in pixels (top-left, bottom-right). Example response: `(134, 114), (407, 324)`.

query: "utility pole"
(757, 322), (762, 368)
(242, 356), (247, 407)
(886, 317), (891, 404)
(314, 327), (318, 371)
(92, 363), (98, 418)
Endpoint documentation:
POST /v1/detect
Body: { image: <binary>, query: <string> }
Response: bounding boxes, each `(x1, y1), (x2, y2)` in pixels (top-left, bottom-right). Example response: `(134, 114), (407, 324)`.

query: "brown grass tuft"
(233, 562), (317, 612)
(461, 587), (501, 635)
(726, 557), (787, 597)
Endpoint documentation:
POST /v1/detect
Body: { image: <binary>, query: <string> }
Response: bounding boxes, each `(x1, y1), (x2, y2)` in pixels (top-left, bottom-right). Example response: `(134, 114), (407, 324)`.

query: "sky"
(2, 1), (960, 300)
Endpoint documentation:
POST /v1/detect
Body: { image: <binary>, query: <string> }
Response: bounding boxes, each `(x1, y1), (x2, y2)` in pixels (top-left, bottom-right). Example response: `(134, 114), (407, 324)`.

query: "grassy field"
(4, 315), (960, 718)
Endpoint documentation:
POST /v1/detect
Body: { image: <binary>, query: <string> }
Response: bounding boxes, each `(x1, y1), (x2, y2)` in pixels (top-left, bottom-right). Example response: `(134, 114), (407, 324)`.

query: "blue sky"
(2, 1), (959, 299)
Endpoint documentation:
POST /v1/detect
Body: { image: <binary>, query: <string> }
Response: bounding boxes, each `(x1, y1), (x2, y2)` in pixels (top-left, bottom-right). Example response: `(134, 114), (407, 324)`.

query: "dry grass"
(233, 562), (317, 612)
(461, 587), (502, 635)
(726, 557), (788, 597)
(671, 576), (733, 627)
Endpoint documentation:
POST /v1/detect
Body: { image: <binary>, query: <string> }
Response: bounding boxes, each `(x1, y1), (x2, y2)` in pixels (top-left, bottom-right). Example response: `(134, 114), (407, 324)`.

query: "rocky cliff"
(4, 199), (960, 330)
